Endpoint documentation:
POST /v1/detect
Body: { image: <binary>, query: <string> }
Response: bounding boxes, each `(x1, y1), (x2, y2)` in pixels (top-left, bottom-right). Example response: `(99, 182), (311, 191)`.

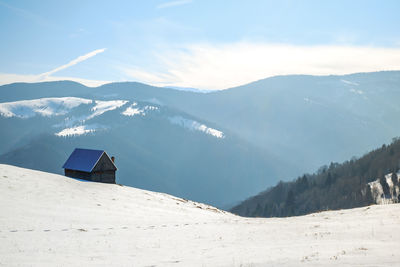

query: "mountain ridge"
(1, 71), (400, 207)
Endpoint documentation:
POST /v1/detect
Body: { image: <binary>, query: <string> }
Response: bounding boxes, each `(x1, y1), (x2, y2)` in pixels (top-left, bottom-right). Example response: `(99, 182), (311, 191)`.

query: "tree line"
(231, 137), (400, 217)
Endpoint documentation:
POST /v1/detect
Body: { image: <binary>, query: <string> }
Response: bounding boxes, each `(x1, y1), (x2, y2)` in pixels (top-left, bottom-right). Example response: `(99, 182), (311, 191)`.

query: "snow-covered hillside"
(1, 165), (399, 266)
(0, 97), (224, 139)
(0, 97), (92, 118)
(0, 97), (280, 208)
(369, 172), (400, 205)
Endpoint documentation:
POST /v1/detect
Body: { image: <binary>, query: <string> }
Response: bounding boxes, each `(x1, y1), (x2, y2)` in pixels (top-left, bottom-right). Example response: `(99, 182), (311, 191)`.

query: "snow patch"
(122, 103), (159, 117)
(53, 115), (89, 128)
(144, 105), (158, 111)
(122, 102), (144, 116)
(55, 124), (104, 137)
(368, 173), (400, 205)
(169, 116), (224, 138)
(341, 79), (359, 86)
(88, 100), (128, 119)
(0, 97), (92, 118)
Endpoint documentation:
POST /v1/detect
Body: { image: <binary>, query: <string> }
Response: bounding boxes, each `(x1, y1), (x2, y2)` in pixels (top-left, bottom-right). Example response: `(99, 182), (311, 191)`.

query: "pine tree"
(285, 189), (295, 216)
(380, 176), (390, 196)
(253, 203), (262, 217)
(325, 172), (333, 187)
(391, 172), (398, 186)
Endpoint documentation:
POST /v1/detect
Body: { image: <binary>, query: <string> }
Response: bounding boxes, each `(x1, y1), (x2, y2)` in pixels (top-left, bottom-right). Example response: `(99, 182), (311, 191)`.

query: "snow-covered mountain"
(2, 71), (400, 176)
(1, 71), (400, 207)
(0, 96), (288, 207)
(0, 97), (222, 139)
(1, 164), (399, 266)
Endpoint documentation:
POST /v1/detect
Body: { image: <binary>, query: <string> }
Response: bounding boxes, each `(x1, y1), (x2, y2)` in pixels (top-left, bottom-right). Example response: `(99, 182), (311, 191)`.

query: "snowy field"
(0, 164), (399, 266)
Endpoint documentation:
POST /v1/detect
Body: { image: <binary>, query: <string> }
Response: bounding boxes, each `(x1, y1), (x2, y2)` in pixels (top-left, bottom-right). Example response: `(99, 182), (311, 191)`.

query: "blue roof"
(62, 148), (105, 172)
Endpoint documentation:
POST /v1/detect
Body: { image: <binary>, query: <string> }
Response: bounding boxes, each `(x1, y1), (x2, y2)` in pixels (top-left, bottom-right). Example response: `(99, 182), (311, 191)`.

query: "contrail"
(39, 48), (106, 78)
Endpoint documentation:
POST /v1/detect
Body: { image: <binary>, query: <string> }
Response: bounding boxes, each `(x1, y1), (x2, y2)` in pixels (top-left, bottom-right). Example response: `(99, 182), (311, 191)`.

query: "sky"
(1, 0), (400, 90)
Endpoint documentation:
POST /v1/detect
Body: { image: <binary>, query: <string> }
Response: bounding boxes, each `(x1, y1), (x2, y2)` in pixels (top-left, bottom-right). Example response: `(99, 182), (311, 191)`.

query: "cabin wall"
(64, 169), (115, 184)
(93, 154), (117, 172)
(65, 169), (91, 180)
(91, 171), (115, 184)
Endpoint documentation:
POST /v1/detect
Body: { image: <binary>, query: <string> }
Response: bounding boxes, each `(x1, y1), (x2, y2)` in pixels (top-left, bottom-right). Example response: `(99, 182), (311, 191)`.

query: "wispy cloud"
(39, 48), (106, 78)
(157, 0), (192, 9)
(0, 48), (108, 87)
(121, 43), (400, 90)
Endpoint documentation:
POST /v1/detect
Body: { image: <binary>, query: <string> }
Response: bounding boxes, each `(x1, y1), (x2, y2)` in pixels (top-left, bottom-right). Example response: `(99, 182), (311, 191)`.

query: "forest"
(231, 137), (400, 217)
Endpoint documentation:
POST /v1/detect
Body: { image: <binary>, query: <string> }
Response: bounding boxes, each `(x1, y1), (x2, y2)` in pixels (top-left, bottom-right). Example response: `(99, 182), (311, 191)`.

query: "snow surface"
(122, 103), (159, 117)
(144, 105), (159, 111)
(87, 100), (128, 119)
(121, 102), (144, 117)
(341, 79), (359, 86)
(0, 97), (92, 118)
(1, 164), (399, 266)
(169, 116), (225, 138)
(55, 124), (103, 137)
(368, 173), (400, 205)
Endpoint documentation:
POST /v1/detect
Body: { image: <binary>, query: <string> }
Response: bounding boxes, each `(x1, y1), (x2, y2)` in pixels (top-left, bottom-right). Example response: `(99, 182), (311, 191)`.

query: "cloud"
(39, 48), (106, 78)
(121, 43), (400, 90)
(157, 0), (192, 9)
(0, 48), (108, 87)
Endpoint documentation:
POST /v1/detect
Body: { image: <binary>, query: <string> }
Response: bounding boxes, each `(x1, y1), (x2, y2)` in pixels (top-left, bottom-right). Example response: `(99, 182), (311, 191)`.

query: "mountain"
(1, 71), (400, 206)
(168, 71), (400, 174)
(1, 164), (399, 266)
(0, 97), (289, 207)
(3, 71), (400, 175)
(231, 138), (400, 217)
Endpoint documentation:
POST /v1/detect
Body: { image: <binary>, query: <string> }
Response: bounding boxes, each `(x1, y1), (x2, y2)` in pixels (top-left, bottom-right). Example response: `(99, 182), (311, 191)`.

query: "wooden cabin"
(62, 148), (117, 183)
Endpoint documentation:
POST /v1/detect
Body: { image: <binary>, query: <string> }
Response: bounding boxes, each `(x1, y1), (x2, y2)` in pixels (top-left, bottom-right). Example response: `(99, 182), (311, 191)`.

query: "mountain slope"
(231, 138), (400, 218)
(0, 98), (289, 207)
(170, 71), (400, 173)
(1, 164), (399, 266)
(1, 71), (400, 206)
(2, 71), (399, 176)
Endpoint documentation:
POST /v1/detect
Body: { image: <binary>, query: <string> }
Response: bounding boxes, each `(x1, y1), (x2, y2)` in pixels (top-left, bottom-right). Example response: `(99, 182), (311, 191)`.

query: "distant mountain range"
(1, 71), (400, 207)
(0, 97), (287, 207)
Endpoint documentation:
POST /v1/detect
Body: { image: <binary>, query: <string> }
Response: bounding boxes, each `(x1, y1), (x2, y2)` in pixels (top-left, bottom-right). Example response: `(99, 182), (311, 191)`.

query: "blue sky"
(1, 0), (400, 89)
